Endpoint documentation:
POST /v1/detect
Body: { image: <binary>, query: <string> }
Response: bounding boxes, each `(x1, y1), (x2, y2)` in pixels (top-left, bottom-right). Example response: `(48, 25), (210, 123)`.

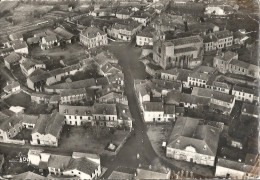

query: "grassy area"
(59, 125), (129, 155)
(30, 43), (86, 64)
(4, 92), (31, 109)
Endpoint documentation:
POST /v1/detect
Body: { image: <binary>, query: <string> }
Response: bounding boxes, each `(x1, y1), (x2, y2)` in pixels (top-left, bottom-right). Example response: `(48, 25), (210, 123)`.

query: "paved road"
(101, 42), (180, 178)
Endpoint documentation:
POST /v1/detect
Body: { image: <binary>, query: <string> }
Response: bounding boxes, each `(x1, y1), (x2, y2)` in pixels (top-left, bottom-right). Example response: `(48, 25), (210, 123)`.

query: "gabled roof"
(53, 27), (74, 40)
(214, 30), (233, 39)
(229, 59), (250, 68)
(143, 102), (164, 112)
(81, 26), (106, 38)
(167, 35), (202, 47)
(93, 103), (117, 115)
(4, 52), (21, 64)
(59, 104), (93, 116)
(48, 154), (71, 170)
(45, 78), (96, 90)
(233, 85), (256, 95)
(212, 91), (234, 103)
(42, 35), (57, 43)
(167, 117), (220, 156)
(13, 41), (28, 50)
(21, 58), (45, 71)
(32, 112), (64, 137)
(13, 171), (44, 179)
(136, 166), (170, 179)
(60, 88), (87, 97)
(3, 81), (20, 92)
(215, 51), (237, 61)
(66, 157), (99, 175)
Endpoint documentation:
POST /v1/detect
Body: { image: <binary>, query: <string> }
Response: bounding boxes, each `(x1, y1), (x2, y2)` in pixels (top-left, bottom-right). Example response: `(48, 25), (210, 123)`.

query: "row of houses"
(213, 50), (260, 79)
(59, 102), (132, 128)
(27, 149), (101, 179)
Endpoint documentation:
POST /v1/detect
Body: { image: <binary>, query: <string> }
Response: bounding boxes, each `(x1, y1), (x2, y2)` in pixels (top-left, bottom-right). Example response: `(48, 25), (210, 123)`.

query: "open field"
(59, 125), (129, 155)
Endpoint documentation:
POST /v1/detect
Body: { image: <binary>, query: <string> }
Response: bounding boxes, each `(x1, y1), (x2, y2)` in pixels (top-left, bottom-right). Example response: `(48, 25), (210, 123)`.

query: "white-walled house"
(31, 113), (64, 147)
(166, 117), (220, 166)
(59, 104), (93, 126)
(143, 102), (164, 122)
(232, 85), (257, 103)
(135, 83), (150, 106)
(3, 81), (20, 95)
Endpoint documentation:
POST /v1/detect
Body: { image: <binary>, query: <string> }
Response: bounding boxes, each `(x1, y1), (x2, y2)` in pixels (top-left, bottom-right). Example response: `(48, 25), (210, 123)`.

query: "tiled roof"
(168, 35), (202, 47)
(0, 116), (21, 131)
(192, 87), (213, 98)
(46, 78), (96, 90)
(32, 112), (64, 137)
(174, 47), (197, 54)
(13, 172), (44, 179)
(202, 34), (218, 43)
(93, 103), (117, 115)
(3, 81), (20, 92)
(168, 117), (220, 156)
(48, 154), (71, 170)
(164, 104), (175, 114)
(212, 91), (234, 103)
(216, 51), (237, 61)
(27, 37), (40, 44)
(66, 157), (99, 175)
(4, 52), (20, 64)
(116, 103), (132, 120)
(143, 102), (164, 112)
(21, 59), (44, 71)
(43, 35), (57, 43)
(233, 85), (256, 95)
(229, 59), (250, 68)
(60, 88), (87, 97)
(53, 27), (74, 40)
(81, 26), (106, 38)
(59, 104), (93, 116)
(214, 30), (233, 39)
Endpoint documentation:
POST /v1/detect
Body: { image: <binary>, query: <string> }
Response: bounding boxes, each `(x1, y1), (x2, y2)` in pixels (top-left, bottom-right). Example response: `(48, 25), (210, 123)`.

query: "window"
(80, 116), (82, 120)
(69, 116), (71, 119)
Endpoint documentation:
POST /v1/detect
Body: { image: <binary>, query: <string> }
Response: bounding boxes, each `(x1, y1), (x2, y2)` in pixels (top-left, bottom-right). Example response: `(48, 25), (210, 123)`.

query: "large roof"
(166, 35), (202, 47)
(32, 112), (64, 137)
(81, 26), (106, 38)
(93, 103), (117, 115)
(48, 154), (72, 170)
(53, 27), (74, 40)
(66, 157), (99, 175)
(60, 88), (87, 97)
(143, 102), (164, 112)
(13, 172), (44, 179)
(46, 78), (96, 90)
(167, 117), (220, 156)
(59, 104), (93, 116)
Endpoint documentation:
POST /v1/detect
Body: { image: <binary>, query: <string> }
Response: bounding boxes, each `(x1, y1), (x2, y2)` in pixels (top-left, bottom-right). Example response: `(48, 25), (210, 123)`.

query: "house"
(53, 27), (75, 44)
(4, 52), (21, 70)
(232, 85), (257, 103)
(153, 35), (204, 70)
(151, 14), (184, 32)
(215, 153), (259, 179)
(59, 104), (93, 126)
(213, 30), (233, 49)
(92, 103), (117, 127)
(95, 51), (119, 65)
(202, 34), (218, 51)
(20, 59), (46, 76)
(13, 171), (45, 179)
(108, 167), (135, 179)
(135, 83), (150, 106)
(136, 165), (171, 179)
(136, 27), (155, 46)
(233, 30), (250, 45)
(46, 152), (101, 179)
(172, 0), (190, 6)
(210, 91), (235, 115)
(27, 36), (41, 46)
(31, 93), (51, 104)
(108, 19), (142, 42)
(41, 35), (58, 50)
(213, 51), (238, 74)
(9, 106), (25, 115)
(0, 47), (14, 57)
(116, 9), (134, 19)
(12, 41), (29, 54)
(241, 103), (259, 118)
(188, 66), (217, 88)
(131, 11), (151, 26)
(116, 103), (133, 128)
(60, 88), (90, 104)
(9, 33), (23, 41)
(107, 72), (124, 86)
(31, 112), (64, 147)
(80, 26), (108, 49)
(166, 117), (220, 166)
(205, 4), (234, 16)
(98, 92), (128, 105)
(142, 102), (164, 122)
(3, 81), (20, 95)
(0, 116), (23, 143)
(21, 114), (38, 129)
(190, 23), (220, 35)
(45, 78), (97, 93)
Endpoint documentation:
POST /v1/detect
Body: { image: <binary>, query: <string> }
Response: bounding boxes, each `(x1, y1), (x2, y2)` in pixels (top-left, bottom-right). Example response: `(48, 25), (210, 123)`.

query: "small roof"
(216, 51), (237, 61)
(53, 27), (74, 40)
(3, 81), (20, 92)
(192, 87), (213, 98)
(43, 35), (57, 43)
(217, 158), (252, 173)
(9, 106), (25, 114)
(214, 30), (233, 39)
(136, 166), (170, 179)
(116, 103), (132, 121)
(164, 104), (175, 114)
(27, 37), (40, 44)
(212, 91), (234, 103)
(4, 52), (21, 64)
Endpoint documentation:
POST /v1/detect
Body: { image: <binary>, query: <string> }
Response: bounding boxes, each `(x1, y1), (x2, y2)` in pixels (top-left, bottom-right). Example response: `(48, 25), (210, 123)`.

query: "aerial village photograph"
(0, 0), (259, 179)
